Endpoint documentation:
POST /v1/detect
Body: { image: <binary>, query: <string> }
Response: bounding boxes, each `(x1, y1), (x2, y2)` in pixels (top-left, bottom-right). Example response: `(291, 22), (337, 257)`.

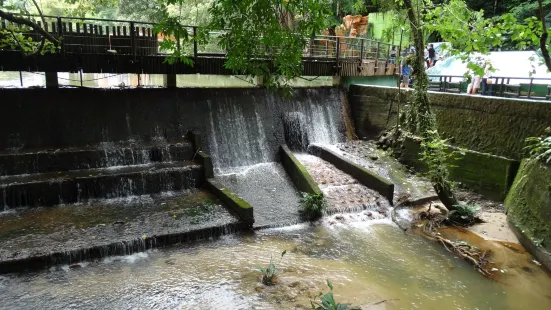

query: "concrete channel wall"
(505, 159), (551, 271)
(349, 85), (551, 160)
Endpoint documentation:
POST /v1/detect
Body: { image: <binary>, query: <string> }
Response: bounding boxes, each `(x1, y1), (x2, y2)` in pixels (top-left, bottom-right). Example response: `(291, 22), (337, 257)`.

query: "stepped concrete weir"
(0, 86), (352, 270)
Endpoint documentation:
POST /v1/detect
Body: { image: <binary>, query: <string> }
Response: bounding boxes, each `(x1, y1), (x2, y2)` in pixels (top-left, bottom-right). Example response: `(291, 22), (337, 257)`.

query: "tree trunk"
(402, 0), (459, 211)
(538, 0), (551, 72)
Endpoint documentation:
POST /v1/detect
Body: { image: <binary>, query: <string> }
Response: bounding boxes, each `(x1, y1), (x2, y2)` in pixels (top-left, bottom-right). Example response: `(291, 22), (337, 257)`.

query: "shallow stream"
(1, 218), (550, 310)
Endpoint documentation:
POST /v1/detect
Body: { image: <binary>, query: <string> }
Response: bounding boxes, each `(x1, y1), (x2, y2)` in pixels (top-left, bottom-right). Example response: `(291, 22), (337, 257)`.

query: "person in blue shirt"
(401, 64), (412, 88)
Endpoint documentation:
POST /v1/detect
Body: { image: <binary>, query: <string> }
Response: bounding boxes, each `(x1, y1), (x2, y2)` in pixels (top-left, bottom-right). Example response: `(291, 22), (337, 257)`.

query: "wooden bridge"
(0, 15), (398, 81)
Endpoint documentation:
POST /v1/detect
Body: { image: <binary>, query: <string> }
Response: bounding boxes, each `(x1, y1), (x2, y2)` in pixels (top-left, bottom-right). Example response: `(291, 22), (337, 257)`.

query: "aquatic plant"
(450, 203), (480, 224)
(300, 192), (327, 221)
(255, 250), (286, 285)
(310, 280), (361, 310)
(524, 128), (551, 164)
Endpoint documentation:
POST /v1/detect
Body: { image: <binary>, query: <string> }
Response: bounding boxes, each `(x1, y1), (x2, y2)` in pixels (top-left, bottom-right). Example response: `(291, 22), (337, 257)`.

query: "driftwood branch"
(0, 9), (58, 46)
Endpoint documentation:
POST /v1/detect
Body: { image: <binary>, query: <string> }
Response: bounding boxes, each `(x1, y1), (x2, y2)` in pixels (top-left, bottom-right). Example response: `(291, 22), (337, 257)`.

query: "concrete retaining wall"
(349, 85), (551, 160)
(309, 144), (394, 203)
(400, 136), (519, 200)
(505, 159), (551, 270)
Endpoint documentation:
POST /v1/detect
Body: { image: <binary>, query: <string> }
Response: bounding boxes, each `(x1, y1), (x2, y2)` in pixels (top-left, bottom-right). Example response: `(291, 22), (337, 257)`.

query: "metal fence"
(428, 75), (551, 100)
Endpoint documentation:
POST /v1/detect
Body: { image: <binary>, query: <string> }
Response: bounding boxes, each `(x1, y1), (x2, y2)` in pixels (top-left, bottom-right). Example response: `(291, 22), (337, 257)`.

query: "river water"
(1, 217), (550, 310)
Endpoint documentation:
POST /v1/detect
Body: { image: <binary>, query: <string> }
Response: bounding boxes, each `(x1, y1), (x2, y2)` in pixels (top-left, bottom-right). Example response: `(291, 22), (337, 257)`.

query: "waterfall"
(206, 92), (272, 173)
(206, 88), (344, 172)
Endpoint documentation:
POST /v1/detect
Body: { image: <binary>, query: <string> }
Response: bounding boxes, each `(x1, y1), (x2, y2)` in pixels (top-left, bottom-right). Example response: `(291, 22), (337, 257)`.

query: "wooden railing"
(1, 15), (394, 60)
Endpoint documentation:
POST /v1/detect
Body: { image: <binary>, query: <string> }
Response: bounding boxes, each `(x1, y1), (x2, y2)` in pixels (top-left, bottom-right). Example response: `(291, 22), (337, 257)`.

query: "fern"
(524, 128), (551, 164)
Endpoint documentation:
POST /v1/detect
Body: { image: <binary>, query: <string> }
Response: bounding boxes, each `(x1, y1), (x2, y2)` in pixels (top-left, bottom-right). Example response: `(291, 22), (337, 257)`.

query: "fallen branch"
(0, 10), (58, 46)
(371, 298), (399, 306)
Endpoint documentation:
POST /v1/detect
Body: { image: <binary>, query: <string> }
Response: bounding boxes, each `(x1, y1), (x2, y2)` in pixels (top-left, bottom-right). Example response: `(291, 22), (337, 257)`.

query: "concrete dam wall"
(0, 87), (345, 172)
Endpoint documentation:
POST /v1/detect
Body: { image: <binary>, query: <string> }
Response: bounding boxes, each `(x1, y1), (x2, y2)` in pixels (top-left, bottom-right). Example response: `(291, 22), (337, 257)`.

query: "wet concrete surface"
(294, 153), (392, 218)
(215, 163), (302, 229)
(0, 189), (240, 271)
(0, 140), (193, 176)
(329, 141), (436, 201)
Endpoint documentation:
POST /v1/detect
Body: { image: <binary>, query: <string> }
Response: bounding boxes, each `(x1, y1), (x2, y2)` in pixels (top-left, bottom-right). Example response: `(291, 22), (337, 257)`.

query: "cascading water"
(206, 88), (343, 173)
(206, 98), (271, 173)
(205, 88), (345, 227)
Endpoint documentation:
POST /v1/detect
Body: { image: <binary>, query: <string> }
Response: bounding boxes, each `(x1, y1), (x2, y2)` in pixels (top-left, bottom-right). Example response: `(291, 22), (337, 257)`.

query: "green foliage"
(255, 250), (286, 285)
(0, 25), (57, 54)
(300, 192), (327, 221)
(524, 128), (551, 165)
(453, 203), (480, 218)
(418, 134), (462, 190)
(208, 0), (332, 93)
(310, 279), (361, 310)
(448, 202), (479, 225)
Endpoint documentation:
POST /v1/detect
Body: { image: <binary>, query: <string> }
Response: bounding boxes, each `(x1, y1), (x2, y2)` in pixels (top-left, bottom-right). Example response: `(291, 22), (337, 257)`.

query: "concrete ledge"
(195, 151), (214, 179)
(186, 131), (214, 179)
(280, 144), (322, 195)
(308, 144), (394, 204)
(0, 222), (249, 274)
(400, 136), (520, 200)
(205, 178), (254, 225)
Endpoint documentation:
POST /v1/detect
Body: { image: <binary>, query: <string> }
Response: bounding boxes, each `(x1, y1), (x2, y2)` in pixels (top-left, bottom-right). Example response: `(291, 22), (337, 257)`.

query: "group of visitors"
(389, 43), (443, 89)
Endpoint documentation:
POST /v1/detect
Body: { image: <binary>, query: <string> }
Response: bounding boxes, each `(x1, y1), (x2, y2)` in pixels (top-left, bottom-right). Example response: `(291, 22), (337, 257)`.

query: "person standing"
(390, 46), (397, 64)
(424, 46), (430, 68)
(471, 74), (482, 94)
(401, 63), (411, 88)
(481, 62), (492, 96)
(428, 44), (436, 67)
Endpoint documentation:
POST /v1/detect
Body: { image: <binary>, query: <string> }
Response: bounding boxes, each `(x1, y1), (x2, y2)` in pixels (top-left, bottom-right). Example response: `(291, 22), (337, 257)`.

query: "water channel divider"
(204, 179), (254, 226)
(187, 131), (254, 226)
(280, 144), (322, 195)
(308, 144), (395, 204)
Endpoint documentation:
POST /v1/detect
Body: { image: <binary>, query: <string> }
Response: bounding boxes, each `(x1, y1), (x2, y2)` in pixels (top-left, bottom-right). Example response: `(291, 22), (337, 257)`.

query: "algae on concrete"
(505, 159), (551, 251)
(280, 145), (322, 195)
(401, 136), (519, 200)
(205, 178), (254, 225)
(505, 159), (551, 271)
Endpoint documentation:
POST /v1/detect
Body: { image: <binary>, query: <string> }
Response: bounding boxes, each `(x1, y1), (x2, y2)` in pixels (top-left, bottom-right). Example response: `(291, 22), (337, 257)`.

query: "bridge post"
(163, 74), (177, 88)
(193, 27), (198, 59)
(130, 22), (136, 61)
(45, 72), (59, 88)
(255, 76), (266, 87)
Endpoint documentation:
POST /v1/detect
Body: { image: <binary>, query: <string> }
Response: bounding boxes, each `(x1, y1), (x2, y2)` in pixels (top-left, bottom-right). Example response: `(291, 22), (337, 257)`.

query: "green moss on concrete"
(401, 136), (519, 200)
(205, 179), (254, 225)
(505, 159), (551, 253)
(280, 145), (322, 195)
